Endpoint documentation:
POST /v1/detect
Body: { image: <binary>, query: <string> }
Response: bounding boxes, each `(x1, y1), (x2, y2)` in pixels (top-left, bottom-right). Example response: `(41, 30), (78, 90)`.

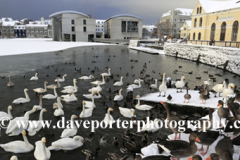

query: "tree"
(157, 20), (173, 39)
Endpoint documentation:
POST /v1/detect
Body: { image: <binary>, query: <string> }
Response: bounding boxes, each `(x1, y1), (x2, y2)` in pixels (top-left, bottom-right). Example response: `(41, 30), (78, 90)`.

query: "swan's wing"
(61, 129), (76, 138)
(51, 139), (79, 150)
(0, 141), (27, 153)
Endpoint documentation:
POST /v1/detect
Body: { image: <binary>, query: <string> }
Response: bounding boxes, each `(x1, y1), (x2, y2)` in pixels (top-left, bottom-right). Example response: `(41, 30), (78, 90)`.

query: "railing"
(187, 40), (240, 48)
(93, 38), (130, 44)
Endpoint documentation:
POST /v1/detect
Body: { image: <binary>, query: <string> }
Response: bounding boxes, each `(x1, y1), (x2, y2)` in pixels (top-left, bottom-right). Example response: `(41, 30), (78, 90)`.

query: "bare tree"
(158, 20), (173, 39)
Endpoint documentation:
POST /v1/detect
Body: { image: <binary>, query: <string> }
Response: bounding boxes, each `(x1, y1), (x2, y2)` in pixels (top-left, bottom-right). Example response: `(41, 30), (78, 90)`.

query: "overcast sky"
(0, 0), (198, 24)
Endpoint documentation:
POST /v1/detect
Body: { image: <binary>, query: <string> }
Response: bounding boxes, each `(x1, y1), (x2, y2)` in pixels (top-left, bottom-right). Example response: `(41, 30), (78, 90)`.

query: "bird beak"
(27, 89), (29, 91)
(10, 108), (12, 110)
(82, 141), (84, 143)
(23, 132), (26, 136)
(46, 110), (48, 112)
(44, 139), (47, 143)
(205, 156), (211, 160)
(233, 86), (235, 89)
(160, 101), (164, 104)
(111, 109), (114, 111)
(195, 137), (201, 142)
(217, 103), (219, 106)
(188, 158), (193, 160)
(76, 116), (78, 118)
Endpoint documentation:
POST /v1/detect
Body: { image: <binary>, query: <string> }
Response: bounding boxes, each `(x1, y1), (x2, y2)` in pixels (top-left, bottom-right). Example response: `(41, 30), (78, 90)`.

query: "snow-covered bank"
(0, 38), (113, 56)
(129, 46), (165, 55)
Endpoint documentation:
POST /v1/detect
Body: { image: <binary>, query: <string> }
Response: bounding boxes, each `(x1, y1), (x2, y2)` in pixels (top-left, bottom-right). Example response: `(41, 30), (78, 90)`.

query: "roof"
(26, 24), (48, 27)
(49, 10), (89, 18)
(105, 14), (142, 22)
(175, 8), (193, 16)
(2, 21), (16, 26)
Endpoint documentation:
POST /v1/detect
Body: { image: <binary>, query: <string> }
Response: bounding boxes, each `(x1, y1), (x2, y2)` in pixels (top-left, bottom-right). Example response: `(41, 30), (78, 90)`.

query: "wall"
(164, 43), (240, 75)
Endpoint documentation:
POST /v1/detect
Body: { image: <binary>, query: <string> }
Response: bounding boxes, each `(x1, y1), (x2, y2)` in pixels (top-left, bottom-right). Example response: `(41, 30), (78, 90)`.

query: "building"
(1, 18), (16, 38)
(50, 10), (96, 42)
(180, 20), (191, 39)
(159, 8), (193, 39)
(104, 14), (142, 40)
(14, 25), (26, 38)
(96, 19), (105, 38)
(25, 24), (49, 38)
(189, 0), (240, 45)
(142, 25), (157, 39)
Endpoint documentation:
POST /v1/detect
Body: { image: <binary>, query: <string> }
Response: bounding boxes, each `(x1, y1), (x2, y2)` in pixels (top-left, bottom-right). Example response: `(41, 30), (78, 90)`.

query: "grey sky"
(0, 0), (198, 24)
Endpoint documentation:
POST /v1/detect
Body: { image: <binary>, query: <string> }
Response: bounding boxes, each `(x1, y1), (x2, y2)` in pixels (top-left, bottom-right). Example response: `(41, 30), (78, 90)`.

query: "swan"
(7, 75), (14, 87)
(119, 107), (135, 118)
(135, 95), (153, 110)
(222, 83), (235, 98)
(80, 101), (94, 118)
(88, 82), (102, 93)
(204, 79), (212, 86)
(34, 137), (51, 160)
(175, 76), (185, 92)
(150, 79), (158, 89)
(0, 130), (34, 153)
(113, 76), (123, 86)
(27, 108), (47, 136)
(33, 81), (48, 93)
(83, 92), (101, 99)
(0, 105), (13, 119)
(48, 136), (84, 151)
(91, 74), (105, 85)
(53, 97), (63, 109)
(103, 107), (115, 126)
(30, 72), (38, 81)
(128, 80), (142, 89)
(114, 89), (123, 101)
(101, 68), (111, 76)
(12, 88), (30, 104)
(55, 74), (67, 82)
(79, 75), (94, 80)
(47, 77), (61, 89)
(63, 79), (78, 90)
(61, 84), (78, 93)
(141, 118), (160, 132)
(212, 81), (225, 97)
(62, 92), (78, 102)
(134, 78), (142, 84)
(43, 86), (58, 99)
(6, 107), (37, 136)
(10, 156), (18, 160)
(53, 99), (64, 117)
(84, 93), (96, 108)
(33, 95), (43, 110)
(159, 73), (167, 97)
(61, 115), (78, 138)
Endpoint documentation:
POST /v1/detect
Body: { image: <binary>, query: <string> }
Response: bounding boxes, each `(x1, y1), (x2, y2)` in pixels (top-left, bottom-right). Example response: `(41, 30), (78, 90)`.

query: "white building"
(96, 19), (105, 38)
(50, 10), (96, 42)
(142, 25), (157, 39)
(1, 18), (16, 38)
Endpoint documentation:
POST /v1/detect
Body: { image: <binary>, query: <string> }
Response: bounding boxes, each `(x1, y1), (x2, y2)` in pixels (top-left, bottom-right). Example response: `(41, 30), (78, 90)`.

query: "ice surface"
(129, 46), (165, 55)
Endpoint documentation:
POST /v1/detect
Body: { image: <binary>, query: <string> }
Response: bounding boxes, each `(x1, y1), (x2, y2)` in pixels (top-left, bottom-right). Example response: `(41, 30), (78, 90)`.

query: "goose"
(150, 79), (158, 89)
(83, 92), (101, 99)
(7, 75), (14, 87)
(175, 76), (185, 92)
(204, 79), (212, 86)
(0, 105), (13, 119)
(134, 78), (142, 84)
(128, 80), (142, 89)
(217, 100), (229, 127)
(10, 156), (18, 160)
(34, 137), (51, 160)
(33, 95), (43, 110)
(6, 107), (37, 136)
(212, 81), (225, 97)
(27, 108), (47, 136)
(103, 108), (115, 126)
(55, 74), (67, 82)
(33, 81), (48, 93)
(114, 89), (123, 101)
(0, 130), (34, 153)
(43, 86), (58, 99)
(79, 75), (94, 80)
(119, 107), (135, 118)
(141, 118), (160, 132)
(61, 115), (78, 138)
(84, 93), (96, 108)
(88, 82), (102, 93)
(30, 72), (38, 81)
(12, 88), (30, 104)
(61, 92), (78, 102)
(61, 84), (78, 93)
(101, 68), (111, 76)
(63, 79), (78, 90)
(47, 77), (61, 89)
(184, 88), (191, 103)
(53, 98), (64, 116)
(114, 76), (123, 86)
(159, 73), (167, 97)
(48, 136), (84, 151)
(53, 97), (63, 109)
(80, 101), (94, 118)
(91, 74), (105, 85)
(135, 95), (153, 110)
(222, 83), (235, 99)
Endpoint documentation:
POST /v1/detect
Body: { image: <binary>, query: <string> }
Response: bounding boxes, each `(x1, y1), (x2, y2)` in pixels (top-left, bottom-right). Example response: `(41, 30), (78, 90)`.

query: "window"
(193, 32), (195, 40)
(198, 32), (201, 40)
(127, 21), (138, 33)
(197, 7), (199, 14)
(72, 26), (75, 32)
(188, 33), (190, 39)
(199, 18), (202, 27)
(184, 27), (186, 31)
(194, 18), (197, 27)
(200, 7), (202, 13)
(122, 21), (126, 32)
(83, 27), (86, 32)
(231, 21), (239, 41)
(71, 19), (74, 25)
(98, 21), (100, 24)
(83, 20), (86, 25)
(220, 22), (226, 41)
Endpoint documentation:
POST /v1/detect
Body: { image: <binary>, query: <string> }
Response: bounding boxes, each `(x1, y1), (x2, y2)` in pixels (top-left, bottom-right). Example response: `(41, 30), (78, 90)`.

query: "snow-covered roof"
(26, 24), (48, 27)
(175, 8), (193, 16)
(162, 11), (171, 17)
(49, 10), (89, 18)
(2, 18), (13, 22)
(2, 21), (16, 26)
(142, 25), (157, 29)
(105, 14), (142, 22)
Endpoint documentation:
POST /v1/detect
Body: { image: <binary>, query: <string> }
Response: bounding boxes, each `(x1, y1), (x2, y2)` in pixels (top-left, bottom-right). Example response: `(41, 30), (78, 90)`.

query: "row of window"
(96, 29), (103, 31)
(96, 25), (104, 27)
(196, 7), (202, 14)
(194, 18), (203, 27)
(26, 31), (47, 33)
(71, 19), (86, 25)
(71, 27), (87, 32)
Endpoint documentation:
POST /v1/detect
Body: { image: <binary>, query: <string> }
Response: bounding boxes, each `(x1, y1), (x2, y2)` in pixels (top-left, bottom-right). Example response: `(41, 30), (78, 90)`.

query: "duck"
(27, 108), (47, 136)
(84, 93), (96, 108)
(53, 98), (64, 116)
(128, 80), (142, 90)
(88, 82), (102, 93)
(205, 153), (219, 160)
(48, 136), (84, 151)
(91, 75), (105, 85)
(47, 77), (61, 89)
(12, 88), (30, 104)
(7, 75), (14, 87)
(34, 137), (51, 160)
(82, 147), (101, 159)
(204, 79), (212, 86)
(33, 95), (43, 111)
(62, 92), (78, 102)
(188, 155), (202, 160)
(135, 95), (153, 110)
(61, 115), (78, 138)
(55, 74), (67, 82)
(0, 130), (34, 153)
(200, 85), (210, 104)
(212, 81), (225, 97)
(33, 81), (48, 94)
(43, 86), (58, 99)
(113, 76), (123, 86)
(159, 73), (167, 97)
(83, 92), (101, 99)
(79, 75), (94, 80)
(101, 68), (111, 76)
(184, 88), (191, 103)
(10, 156), (18, 160)
(114, 89), (123, 101)
(215, 135), (234, 160)
(119, 107), (135, 118)
(63, 79), (78, 90)
(80, 101), (94, 118)
(0, 105), (13, 119)
(217, 100), (229, 127)
(30, 72), (38, 81)
(235, 92), (240, 103)
(61, 83), (78, 93)
(103, 108), (115, 126)
(167, 95), (172, 101)
(175, 76), (185, 92)
(222, 83), (235, 99)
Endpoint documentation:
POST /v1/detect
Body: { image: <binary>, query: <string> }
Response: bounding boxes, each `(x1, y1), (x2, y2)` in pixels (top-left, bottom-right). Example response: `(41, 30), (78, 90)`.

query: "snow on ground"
(129, 46), (165, 55)
(0, 38), (113, 56)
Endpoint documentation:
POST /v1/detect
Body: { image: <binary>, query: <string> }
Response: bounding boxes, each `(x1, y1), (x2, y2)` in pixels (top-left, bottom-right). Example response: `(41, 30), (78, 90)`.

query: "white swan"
(103, 108), (115, 126)
(91, 74), (105, 85)
(33, 95), (43, 110)
(83, 92), (101, 99)
(135, 95), (153, 110)
(80, 101), (94, 118)
(204, 79), (212, 86)
(0, 130), (34, 153)
(134, 78), (142, 84)
(53, 98), (64, 116)
(55, 74), (67, 82)
(7, 75), (14, 87)
(212, 81), (225, 97)
(150, 79), (158, 89)
(223, 83), (235, 98)
(10, 156), (18, 160)
(175, 76), (185, 92)
(53, 97), (63, 109)
(61, 115), (78, 138)
(0, 105), (13, 119)
(61, 84), (78, 93)
(114, 89), (123, 101)
(88, 82), (102, 94)
(101, 68), (111, 76)
(6, 107), (37, 136)
(48, 136), (84, 151)
(43, 86), (58, 99)
(79, 75), (94, 80)
(47, 77), (61, 89)
(84, 93), (96, 108)
(27, 108), (47, 136)
(128, 80), (142, 89)
(119, 107), (135, 118)
(141, 118), (160, 132)
(33, 81), (48, 93)
(62, 92), (78, 102)
(159, 73), (167, 97)
(12, 88), (30, 104)
(113, 76), (123, 86)
(30, 72), (38, 81)
(34, 137), (51, 160)
(64, 79), (78, 90)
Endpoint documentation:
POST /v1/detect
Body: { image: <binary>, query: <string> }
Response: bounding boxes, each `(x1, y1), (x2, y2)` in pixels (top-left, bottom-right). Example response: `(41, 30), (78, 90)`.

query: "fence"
(187, 40), (240, 48)
(93, 38), (130, 44)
